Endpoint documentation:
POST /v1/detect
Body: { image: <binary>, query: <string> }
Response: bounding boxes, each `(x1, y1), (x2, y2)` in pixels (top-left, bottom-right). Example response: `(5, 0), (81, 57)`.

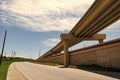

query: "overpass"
(38, 0), (120, 67)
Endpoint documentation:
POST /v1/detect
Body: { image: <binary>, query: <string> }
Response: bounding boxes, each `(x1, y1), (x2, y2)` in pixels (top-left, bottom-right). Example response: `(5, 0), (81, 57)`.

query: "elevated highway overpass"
(38, 0), (120, 67)
(40, 38), (120, 69)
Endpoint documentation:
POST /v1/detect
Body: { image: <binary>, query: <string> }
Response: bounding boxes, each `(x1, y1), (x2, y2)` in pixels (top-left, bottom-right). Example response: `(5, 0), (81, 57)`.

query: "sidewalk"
(6, 62), (29, 80)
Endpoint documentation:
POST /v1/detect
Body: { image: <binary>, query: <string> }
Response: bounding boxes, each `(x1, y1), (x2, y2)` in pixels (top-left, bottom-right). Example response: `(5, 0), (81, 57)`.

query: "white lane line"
(14, 62), (32, 80)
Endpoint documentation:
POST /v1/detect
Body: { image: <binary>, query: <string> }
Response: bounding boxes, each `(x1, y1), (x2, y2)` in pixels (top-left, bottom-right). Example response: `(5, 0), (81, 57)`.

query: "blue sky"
(0, 0), (120, 59)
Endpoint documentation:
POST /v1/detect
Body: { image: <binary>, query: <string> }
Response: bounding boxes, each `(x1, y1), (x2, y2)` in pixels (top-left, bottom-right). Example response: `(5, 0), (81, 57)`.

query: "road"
(13, 62), (119, 80)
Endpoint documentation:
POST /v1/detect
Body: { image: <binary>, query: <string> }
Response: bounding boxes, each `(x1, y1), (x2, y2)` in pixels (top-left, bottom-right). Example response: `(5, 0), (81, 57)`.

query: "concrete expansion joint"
(14, 63), (31, 80)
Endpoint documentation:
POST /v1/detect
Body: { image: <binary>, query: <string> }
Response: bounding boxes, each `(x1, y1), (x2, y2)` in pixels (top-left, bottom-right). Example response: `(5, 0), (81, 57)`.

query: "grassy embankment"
(0, 57), (26, 80)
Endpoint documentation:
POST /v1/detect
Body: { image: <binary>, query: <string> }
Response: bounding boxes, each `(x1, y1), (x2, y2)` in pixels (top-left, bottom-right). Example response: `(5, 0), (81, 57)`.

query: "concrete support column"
(99, 39), (103, 43)
(63, 40), (69, 67)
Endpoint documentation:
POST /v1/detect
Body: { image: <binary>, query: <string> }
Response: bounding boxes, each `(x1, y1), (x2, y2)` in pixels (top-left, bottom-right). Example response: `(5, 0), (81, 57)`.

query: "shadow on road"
(85, 70), (120, 79)
(73, 65), (120, 79)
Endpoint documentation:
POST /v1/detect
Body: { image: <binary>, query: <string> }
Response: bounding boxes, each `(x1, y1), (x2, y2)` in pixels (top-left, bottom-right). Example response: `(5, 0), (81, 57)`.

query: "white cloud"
(0, 0), (94, 32)
(103, 30), (120, 32)
(105, 20), (120, 29)
(42, 38), (60, 46)
(1, 0), (94, 16)
(101, 20), (120, 32)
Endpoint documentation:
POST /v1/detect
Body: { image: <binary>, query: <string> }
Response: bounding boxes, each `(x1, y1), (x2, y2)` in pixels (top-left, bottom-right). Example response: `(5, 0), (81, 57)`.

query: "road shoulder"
(6, 62), (29, 80)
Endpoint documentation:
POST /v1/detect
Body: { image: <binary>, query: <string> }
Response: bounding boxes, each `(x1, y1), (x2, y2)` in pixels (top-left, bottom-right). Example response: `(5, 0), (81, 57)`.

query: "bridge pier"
(61, 34), (106, 67)
(63, 40), (69, 67)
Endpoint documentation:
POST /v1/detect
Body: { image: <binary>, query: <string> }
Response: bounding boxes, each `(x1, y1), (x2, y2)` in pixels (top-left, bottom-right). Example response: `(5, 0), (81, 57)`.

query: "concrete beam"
(42, 34), (106, 58)
(60, 34), (74, 40)
(70, 0), (119, 37)
(60, 34), (106, 40)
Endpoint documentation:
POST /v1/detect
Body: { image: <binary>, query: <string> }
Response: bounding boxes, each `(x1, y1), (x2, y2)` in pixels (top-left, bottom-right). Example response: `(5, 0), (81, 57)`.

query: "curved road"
(13, 62), (119, 80)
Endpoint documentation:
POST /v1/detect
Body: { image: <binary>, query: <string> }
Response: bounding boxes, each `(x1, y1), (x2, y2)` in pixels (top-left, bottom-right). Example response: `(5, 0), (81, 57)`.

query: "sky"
(0, 0), (120, 59)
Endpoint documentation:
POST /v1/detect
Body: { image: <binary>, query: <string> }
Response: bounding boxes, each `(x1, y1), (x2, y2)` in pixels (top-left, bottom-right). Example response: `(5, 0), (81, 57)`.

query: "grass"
(0, 61), (12, 80)
(0, 57), (27, 80)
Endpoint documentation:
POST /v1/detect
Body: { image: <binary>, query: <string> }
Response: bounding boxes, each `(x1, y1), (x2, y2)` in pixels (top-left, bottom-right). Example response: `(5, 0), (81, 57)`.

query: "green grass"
(0, 61), (12, 80)
(0, 57), (27, 80)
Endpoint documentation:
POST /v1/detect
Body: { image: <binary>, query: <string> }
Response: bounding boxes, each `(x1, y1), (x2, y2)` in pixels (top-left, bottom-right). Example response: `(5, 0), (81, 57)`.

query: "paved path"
(6, 63), (29, 80)
(7, 62), (120, 80)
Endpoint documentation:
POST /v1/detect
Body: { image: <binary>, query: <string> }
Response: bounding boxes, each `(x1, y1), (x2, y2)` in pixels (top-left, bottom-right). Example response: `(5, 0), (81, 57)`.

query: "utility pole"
(14, 51), (16, 60)
(0, 30), (7, 66)
(39, 49), (41, 57)
(12, 51), (16, 61)
(11, 50), (13, 61)
(14, 51), (16, 57)
(4, 52), (7, 57)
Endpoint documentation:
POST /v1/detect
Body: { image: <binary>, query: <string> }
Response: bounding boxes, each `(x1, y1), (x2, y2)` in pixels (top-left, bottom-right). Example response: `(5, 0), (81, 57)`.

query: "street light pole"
(0, 30), (7, 66)
(39, 49), (41, 57)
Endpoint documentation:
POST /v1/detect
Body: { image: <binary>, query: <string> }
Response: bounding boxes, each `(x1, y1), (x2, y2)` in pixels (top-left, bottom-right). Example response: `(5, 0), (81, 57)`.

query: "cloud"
(41, 38), (60, 46)
(102, 29), (120, 32)
(0, 0), (94, 32)
(101, 20), (120, 32)
(106, 20), (120, 29)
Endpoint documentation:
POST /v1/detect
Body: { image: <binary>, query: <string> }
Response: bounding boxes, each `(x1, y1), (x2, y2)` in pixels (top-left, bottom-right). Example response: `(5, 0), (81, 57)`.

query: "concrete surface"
(6, 63), (29, 80)
(7, 62), (120, 80)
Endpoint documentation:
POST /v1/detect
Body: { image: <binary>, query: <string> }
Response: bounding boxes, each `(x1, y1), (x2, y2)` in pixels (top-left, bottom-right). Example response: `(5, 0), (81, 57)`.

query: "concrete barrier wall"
(40, 55), (64, 64)
(70, 42), (120, 68)
(40, 39), (120, 69)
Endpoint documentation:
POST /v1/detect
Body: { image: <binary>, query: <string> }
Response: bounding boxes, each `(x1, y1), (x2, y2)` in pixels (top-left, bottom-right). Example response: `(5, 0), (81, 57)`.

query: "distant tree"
(3, 56), (6, 58)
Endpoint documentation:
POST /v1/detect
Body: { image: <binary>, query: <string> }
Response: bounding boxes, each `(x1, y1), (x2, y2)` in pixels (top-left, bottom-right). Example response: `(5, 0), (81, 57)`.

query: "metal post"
(0, 30), (7, 66)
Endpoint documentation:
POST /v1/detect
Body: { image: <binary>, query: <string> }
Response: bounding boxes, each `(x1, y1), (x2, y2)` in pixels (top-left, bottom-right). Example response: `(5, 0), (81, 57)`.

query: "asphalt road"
(14, 62), (119, 80)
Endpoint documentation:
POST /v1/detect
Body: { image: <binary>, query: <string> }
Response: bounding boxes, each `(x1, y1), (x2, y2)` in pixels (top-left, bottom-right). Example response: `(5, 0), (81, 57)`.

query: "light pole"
(39, 49), (41, 57)
(0, 30), (7, 66)
(11, 50), (14, 61)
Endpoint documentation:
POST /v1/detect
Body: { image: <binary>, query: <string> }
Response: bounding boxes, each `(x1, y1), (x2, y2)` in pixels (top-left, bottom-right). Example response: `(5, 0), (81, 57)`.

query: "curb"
(14, 63), (31, 80)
